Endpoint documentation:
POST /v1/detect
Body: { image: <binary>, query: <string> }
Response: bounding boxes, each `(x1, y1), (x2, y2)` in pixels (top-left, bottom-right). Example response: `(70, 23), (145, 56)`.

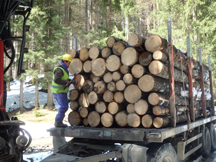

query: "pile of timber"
(67, 33), (212, 129)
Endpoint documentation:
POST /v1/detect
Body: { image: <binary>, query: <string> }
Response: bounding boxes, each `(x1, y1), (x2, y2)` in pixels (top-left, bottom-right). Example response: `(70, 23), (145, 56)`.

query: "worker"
(52, 54), (75, 127)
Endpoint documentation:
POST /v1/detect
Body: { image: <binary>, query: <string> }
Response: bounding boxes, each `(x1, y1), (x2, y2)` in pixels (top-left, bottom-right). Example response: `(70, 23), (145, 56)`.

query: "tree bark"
(68, 111), (82, 126)
(128, 33), (145, 48)
(46, 82), (53, 108)
(148, 60), (188, 83)
(121, 47), (138, 66)
(138, 75), (187, 97)
(153, 116), (170, 128)
(88, 111), (100, 127)
(152, 105), (170, 116)
(134, 99), (148, 115)
(124, 84), (142, 103)
(148, 92), (189, 106)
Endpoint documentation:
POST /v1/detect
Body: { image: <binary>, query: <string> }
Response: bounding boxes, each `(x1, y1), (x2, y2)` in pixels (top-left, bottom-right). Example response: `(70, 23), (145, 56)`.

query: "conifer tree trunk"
(20, 78), (25, 111)
(35, 80), (39, 108)
(47, 82), (53, 108)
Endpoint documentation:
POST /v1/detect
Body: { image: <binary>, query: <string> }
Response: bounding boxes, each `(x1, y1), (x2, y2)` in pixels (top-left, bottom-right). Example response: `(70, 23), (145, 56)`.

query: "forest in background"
(4, 0), (216, 109)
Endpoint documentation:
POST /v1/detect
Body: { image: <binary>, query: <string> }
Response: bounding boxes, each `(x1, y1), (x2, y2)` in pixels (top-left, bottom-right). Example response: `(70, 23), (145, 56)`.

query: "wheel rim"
(162, 156), (174, 162)
(210, 124), (216, 150)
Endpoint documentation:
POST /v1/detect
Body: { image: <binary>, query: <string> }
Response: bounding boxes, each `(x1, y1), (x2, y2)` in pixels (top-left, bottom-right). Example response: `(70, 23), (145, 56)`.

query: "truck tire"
(148, 143), (178, 162)
(202, 127), (211, 157)
(210, 123), (216, 151)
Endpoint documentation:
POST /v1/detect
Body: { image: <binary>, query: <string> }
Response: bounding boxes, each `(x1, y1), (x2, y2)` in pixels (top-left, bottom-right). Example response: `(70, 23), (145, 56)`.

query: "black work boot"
(54, 122), (68, 127)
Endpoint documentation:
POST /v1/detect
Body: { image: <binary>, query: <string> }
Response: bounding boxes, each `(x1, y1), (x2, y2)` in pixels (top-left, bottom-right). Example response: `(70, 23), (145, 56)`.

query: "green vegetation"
(7, 0), (216, 113)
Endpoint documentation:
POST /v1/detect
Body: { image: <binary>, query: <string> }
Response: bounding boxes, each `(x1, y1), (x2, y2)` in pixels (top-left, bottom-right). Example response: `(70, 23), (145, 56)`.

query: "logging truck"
(42, 29), (216, 162)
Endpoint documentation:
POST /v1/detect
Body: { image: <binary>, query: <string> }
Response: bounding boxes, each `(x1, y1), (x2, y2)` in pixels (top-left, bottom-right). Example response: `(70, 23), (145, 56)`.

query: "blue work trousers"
(53, 93), (68, 123)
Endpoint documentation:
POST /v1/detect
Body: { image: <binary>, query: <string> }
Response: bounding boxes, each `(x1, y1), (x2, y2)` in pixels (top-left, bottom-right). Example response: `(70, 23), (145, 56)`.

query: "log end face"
(145, 34), (163, 53)
(153, 117), (163, 128)
(148, 92), (159, 105)
(152, 106), (162, 116)
(138, 75), (154, 92)
(148, 60), (163, 75)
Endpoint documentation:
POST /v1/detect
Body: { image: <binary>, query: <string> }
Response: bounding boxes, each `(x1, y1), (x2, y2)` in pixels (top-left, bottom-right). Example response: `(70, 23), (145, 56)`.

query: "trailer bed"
(48, 116), (216, 143)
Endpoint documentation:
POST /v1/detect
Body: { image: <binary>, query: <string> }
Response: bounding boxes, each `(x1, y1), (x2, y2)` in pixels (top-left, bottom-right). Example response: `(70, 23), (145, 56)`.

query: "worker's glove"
(71, 76), (78, 85)
(66, 81), (72, 87)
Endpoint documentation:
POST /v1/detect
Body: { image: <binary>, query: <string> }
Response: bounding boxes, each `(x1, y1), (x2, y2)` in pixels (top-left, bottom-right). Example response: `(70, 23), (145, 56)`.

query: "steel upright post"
(167, 18), (176, 127)
(187, 35), (195, 122)
(208, 55), (215, 116)
(0, 41), (5, 111)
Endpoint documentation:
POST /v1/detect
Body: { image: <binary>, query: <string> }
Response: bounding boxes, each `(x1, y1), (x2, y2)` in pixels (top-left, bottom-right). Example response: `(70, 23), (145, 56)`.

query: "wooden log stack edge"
(67, 33), (212, 129)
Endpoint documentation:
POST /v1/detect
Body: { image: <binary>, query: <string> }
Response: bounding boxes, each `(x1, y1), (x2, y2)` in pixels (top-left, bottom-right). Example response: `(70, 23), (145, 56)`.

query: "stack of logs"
(67, 33), (212, 129)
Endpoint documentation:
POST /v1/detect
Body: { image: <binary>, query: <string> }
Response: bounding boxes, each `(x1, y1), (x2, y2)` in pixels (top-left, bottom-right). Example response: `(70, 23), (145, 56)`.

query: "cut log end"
(101, 113), (113, 127)
(124, 84), (142, 103)
(121, 47), (138, 66)
(68, 111), (82, 126)
(127, 113), (140, 128)
(138, 75), (154, 92)
(88, 111), (100, 127)
(115, 111), (127, 127)
(134, 99), (148, 115)
(142, 114), (153, 128)
(92, 58), (106, 76)
(148, 60), (164, 75)
(145, 34), (167, 53)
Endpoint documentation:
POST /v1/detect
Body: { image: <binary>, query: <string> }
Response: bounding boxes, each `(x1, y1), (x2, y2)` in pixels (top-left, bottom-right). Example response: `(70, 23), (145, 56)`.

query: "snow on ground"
(23, 151), (53, 162)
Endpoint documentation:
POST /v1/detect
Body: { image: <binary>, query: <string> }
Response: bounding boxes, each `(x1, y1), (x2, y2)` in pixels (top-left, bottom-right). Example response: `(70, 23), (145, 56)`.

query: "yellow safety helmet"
(62, 54), (72, 62)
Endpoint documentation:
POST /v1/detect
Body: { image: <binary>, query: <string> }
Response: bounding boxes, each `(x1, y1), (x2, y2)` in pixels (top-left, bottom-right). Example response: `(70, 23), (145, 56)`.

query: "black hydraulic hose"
(17, 128), (32, 150)
(4, 39), (15, 74)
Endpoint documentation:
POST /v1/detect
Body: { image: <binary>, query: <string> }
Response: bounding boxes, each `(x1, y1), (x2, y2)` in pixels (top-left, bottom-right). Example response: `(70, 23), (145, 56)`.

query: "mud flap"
(121, 144), (148, 162)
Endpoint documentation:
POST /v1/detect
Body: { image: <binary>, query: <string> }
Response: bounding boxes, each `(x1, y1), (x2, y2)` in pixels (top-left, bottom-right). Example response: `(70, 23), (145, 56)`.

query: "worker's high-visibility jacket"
(51, 66), (69, 93)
